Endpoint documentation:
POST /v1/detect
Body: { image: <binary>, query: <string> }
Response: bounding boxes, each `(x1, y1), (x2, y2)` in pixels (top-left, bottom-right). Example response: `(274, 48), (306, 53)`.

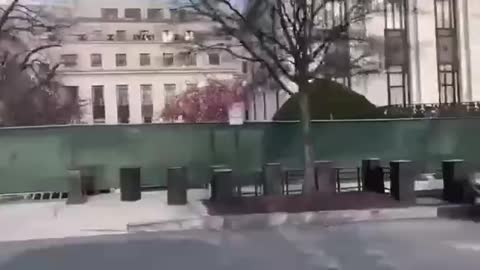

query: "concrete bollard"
(78, 165), (99, 195)
(120, 167), (141, 202)
(211, 168), (234, 202)
(167, 167), (187, 205)
(390, 160), (416, 203)
(67, 170), (87, 205)
(209, 164), (227, 199)
(263, 163), (283, 196)
(314, 160), (336, 193)
(442, 160), (469, 203)
(362, 158), (385, 193)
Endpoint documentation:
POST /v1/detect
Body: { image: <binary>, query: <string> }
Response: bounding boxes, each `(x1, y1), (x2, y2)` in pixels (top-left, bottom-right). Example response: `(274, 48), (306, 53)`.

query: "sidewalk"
(0, 180), (464, 243)
(0, 190), (210, 242)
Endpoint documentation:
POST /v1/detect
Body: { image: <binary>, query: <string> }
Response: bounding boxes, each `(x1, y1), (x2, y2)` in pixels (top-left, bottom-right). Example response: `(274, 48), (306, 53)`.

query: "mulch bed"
(203, 192), (409, 216)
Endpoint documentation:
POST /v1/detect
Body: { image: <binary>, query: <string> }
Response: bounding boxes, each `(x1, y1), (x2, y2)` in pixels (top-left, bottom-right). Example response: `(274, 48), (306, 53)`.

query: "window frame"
(101, 8), (118, 20)
(116, 53), (127, 67)
(90, 53), (102, 67)
(139, 53), (151, 66)
(208, 53), (220, 65)
(124, 8), (141, 21)
(147, 8), (164, 21)
(163, 53), (174, 66)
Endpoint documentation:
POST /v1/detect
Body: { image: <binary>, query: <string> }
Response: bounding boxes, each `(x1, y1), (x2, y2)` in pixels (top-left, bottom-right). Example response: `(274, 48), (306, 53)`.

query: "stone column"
(67, 170), (87, 205)
(211, 168), (234, 202)
(442, 159), (468, 203)
(390, 160), (416, 203)
(263, 163), (283, 196)
(120, 167), (141, 202)
(456, 0), (473, 101)
(314, 160), (336, 193)
(362, 158), (385, 193)
(167, 167), (187, 205)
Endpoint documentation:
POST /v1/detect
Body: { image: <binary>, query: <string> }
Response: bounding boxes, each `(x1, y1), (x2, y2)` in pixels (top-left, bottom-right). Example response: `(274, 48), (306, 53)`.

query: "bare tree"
(188, 0), (377, 193)
(0, 0), (80, 126)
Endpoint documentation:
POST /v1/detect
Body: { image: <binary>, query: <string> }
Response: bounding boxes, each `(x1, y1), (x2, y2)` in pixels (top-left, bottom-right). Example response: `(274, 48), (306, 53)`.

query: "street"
(1, 219), (480, 270)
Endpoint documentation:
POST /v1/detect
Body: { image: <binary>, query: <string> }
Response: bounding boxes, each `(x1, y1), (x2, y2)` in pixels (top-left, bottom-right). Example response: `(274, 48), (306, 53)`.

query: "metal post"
(314, 161), (336, 193)
(67, 170), (87, 205)
(211, 168), (234, 202)
(120, 167), (141, 202)
(362, 158), (385, 193)
(390, 160), (416, 203)
(263, 163), (283, 196)
(209, 164), (227, 201)
(336, 168), (341, 193)
(442, 159), (469, 203)
(167, 167), (187, 205)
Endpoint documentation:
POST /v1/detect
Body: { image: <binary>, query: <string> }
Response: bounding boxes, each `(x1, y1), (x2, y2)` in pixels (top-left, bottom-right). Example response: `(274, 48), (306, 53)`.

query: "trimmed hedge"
(273, 79), (382, 120)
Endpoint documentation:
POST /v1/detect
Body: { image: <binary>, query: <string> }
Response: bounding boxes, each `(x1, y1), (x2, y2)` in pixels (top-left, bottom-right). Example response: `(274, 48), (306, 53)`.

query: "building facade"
(247, 0), (480, 121)
(45, 0), (245, 124)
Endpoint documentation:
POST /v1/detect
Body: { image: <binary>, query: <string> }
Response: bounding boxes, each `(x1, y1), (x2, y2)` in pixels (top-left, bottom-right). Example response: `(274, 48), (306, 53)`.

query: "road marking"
(450, 242), (480, 252)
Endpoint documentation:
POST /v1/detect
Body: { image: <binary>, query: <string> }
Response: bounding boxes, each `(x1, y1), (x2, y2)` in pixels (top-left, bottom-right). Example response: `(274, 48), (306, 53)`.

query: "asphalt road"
(1, 219), (480, 270)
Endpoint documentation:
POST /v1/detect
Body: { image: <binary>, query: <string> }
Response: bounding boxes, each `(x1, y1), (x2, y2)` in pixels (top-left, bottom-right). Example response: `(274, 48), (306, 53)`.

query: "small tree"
(0, 0), (80, 126)
(188, 0), (376, 192)
(162, 79), (246, 123)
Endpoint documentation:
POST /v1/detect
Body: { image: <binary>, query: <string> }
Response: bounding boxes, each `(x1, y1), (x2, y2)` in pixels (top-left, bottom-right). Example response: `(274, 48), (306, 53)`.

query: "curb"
(127, 206), (449, 233)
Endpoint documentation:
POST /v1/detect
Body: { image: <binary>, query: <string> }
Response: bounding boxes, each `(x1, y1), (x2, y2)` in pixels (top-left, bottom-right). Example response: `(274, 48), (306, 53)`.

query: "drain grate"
(26, 192), (68, 201)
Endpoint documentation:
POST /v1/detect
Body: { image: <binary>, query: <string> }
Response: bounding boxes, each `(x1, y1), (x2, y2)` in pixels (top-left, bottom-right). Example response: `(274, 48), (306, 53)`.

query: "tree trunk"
(299, 90), (316, 194)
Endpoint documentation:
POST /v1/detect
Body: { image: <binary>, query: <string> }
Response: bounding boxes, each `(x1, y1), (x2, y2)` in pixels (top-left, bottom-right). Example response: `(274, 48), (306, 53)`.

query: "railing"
(229, 166), (405, 197)
(383, 102), (480, 118)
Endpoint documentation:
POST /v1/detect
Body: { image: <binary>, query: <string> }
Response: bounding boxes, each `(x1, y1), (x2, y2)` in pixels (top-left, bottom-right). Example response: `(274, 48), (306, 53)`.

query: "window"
(186, 83), (197, 90)
(116, 54), (127, 66)
(125, 8), (141, 21)
(184, 30), (194, 41)
(63, 86), (79, 106)
(61, 54), (78, 67)
(163, 53), (174, 66)
(141, 84), (153, 123)
(162, 30), (173, 42)
(140, 53), (151, 66)
(178, 9), (188, 21)
(208, 53), (220, 65)
(179, 52), (196, 66)
(116, 85), (129, 123)
(135, 30), (154, 41)
(90, 53), (102, 67)
(101, 8), (118, 20)
(164, 84), (176, 104)
(169, 8), (178, 19)
(147, 8), (164, 21)
(116, 30), (126, 41)
(92, 85), (105, 123)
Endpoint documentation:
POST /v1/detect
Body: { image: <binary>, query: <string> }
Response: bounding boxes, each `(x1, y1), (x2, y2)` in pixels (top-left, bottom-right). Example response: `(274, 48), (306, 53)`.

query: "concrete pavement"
(0, 178), (459, 242)
(1, 219), (480, 269)
(0, 189), (209, 242)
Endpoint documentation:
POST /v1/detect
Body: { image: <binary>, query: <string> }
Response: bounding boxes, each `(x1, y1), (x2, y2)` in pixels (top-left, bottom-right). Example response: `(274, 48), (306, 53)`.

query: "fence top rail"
(1, 117), (480, 132)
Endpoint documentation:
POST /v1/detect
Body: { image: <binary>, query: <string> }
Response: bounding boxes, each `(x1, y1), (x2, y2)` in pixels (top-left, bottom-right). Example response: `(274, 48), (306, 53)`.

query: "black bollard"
(211, 168), (234, 202)
(167, 167), (188, 205)
(442, 160), (469, 203)
(362, 158), (385, 193)
(314, 161), (336, 193)
(263, 163), (283, 196)
(120, 167), (141, 202)
(79, 165), (99, 195)
(67, 170), (87, 205)
(390, 160), (416, 203)
(209, 164), (227, 199)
